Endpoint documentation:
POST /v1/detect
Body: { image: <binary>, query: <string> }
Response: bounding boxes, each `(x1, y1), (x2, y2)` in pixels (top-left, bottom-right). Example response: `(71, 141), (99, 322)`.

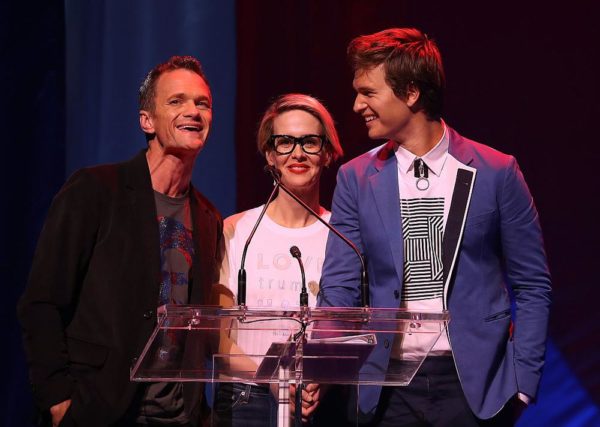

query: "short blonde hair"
(257, 94), (343, 162)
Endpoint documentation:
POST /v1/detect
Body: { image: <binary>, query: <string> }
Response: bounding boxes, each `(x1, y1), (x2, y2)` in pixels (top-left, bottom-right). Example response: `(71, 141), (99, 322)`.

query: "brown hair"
(257, 94), (343, 162)
(348, 28), (445, 119)
(139, 55), (210, 112)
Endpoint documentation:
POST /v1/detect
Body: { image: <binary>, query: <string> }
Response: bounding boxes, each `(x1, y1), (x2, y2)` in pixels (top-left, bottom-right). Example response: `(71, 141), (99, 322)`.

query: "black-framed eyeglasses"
(269, 134), (327, 155)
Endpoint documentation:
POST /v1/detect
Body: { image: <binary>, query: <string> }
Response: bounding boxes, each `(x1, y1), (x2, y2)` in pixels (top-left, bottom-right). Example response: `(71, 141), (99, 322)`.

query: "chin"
(281, 177), (307, 188)
(285, 177), (320, 193)
(367, 127), (382, 139)
(368, 130), (390, 141)
(281, 176), (304, 186)
(165, 143), (205, 157)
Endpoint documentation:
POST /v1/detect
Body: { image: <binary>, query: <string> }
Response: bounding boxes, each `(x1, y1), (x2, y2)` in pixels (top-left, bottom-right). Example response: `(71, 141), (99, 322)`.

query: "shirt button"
(394, 290), (400, 299)
(143, 310), (154, 319)
(384, 339), (390, 349)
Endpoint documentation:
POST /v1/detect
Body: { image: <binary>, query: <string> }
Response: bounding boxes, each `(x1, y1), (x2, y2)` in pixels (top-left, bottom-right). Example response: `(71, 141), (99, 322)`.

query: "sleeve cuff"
(517, 392), (532, 405)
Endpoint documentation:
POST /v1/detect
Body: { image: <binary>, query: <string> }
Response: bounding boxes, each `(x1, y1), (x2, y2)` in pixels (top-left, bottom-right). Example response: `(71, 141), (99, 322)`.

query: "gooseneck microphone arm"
(290, 246), (308, 307)
(265, 166), (370, 308)
(237, 168), (281, 306)
(290, 245), (308, 427)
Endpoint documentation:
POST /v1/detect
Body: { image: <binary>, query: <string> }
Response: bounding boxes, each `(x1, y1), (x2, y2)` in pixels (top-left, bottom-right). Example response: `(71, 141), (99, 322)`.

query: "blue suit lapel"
(442, 128), (477, 307)
(447, 127), (474, 166)
(369, 142), (404, 290)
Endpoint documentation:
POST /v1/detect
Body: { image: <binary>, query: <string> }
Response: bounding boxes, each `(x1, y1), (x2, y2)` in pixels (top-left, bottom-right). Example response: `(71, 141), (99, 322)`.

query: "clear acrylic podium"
(131, 304), (449, 426)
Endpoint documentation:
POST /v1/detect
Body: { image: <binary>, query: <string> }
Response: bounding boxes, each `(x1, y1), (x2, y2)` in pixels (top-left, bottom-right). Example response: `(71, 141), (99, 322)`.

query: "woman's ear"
(323, 151), (333, 168)
(266, 150), (276, 166)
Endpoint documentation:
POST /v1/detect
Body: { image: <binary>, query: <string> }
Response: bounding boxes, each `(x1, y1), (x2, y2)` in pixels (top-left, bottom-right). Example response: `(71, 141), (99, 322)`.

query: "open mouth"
(176, 124), (202, 132)
(365, 115), (377, 123)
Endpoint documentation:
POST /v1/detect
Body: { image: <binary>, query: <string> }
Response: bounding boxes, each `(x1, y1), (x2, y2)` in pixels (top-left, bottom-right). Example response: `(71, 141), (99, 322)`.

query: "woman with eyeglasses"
(214, 94), (343, 427)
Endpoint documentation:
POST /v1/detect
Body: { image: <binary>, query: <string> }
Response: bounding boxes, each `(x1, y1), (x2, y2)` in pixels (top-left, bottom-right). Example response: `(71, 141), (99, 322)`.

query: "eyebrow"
(354, 84), (374, 93)
(167, 93), (212, 102)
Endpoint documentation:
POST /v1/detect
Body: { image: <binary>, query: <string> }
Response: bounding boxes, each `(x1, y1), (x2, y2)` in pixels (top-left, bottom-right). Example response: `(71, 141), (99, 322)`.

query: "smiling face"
(139, 68), (212, 157)
(352, 64), (417, 143)
(266, 109), (330, 194)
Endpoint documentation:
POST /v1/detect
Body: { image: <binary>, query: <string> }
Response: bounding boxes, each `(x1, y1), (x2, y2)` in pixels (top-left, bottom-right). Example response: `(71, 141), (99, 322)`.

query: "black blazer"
(18, 150), (223, 426)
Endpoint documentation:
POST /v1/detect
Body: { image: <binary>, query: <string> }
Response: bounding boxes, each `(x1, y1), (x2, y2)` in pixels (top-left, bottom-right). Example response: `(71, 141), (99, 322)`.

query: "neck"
(146, 143), (196, 197)
(394, 116), (444, 157)
(267, 186), (322, 228)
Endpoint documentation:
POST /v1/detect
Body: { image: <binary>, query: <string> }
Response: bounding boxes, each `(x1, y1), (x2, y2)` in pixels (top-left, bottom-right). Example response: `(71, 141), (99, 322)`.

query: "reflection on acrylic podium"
(131, 305), (449, 427)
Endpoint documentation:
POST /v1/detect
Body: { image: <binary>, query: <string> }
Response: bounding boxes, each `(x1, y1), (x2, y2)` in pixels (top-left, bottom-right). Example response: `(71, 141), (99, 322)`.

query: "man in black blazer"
(18, 56), (223, 426)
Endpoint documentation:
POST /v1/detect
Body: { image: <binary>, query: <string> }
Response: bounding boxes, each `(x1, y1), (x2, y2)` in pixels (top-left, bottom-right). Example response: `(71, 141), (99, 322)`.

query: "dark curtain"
(3, 0), (599, 425)
(1, 1), (66, 425)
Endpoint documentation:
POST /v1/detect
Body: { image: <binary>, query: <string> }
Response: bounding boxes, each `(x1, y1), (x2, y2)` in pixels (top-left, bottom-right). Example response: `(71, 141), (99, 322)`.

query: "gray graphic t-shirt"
(136, 191), (194, 425)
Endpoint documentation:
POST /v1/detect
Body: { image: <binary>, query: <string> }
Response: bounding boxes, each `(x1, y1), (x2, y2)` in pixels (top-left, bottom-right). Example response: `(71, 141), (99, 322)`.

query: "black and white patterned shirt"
(392, 123), (456, 357)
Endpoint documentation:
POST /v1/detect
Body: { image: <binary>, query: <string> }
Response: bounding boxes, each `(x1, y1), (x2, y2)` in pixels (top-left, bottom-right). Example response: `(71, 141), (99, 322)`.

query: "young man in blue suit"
(316, 28), (551, 425)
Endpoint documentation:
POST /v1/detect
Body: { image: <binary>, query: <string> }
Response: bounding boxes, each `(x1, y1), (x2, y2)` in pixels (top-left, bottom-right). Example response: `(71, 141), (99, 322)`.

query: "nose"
(291, 141), (306, 159)
(183, 100), (201, 118)
(353, 94), (366, 114)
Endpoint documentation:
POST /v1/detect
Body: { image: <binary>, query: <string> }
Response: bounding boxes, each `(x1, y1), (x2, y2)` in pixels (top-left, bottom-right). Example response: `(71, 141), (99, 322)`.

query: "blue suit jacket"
(317, 127), (551, 419)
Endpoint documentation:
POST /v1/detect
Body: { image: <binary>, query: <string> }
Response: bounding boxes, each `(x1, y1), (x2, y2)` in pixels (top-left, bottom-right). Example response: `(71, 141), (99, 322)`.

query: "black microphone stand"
(290, 245), (308, 307)
(266, 166), (370, 308)
(289, 245), (308, 427)
(237, 170), (280, 306)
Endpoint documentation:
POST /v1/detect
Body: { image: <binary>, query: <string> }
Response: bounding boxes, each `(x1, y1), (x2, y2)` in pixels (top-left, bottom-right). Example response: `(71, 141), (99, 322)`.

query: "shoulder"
(42, 155), (145, 228)
(55, 158), (134, 208)
(223, 206), (262, 240)
(319, 207), (332, 223)
(448, 127), (516, 172)
(61, 150), (147, 195)
(338, 141), (394, 176)
(224, 206), (262, 228)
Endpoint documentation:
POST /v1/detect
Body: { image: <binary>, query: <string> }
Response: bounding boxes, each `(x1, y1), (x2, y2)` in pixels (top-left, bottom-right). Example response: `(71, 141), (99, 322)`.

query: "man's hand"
(290, 383), (321, 423)
(513, 393), (530, 420)
(50, 399), (71, 427)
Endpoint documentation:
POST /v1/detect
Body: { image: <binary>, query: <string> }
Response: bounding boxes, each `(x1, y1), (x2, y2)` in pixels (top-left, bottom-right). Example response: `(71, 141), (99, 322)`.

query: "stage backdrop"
(2, 1), (599, 426)
(235, 3), (600, 426)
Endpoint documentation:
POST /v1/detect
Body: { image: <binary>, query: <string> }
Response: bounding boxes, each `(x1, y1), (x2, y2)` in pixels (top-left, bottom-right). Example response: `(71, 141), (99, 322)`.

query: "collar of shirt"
(394, 121), (449, 177)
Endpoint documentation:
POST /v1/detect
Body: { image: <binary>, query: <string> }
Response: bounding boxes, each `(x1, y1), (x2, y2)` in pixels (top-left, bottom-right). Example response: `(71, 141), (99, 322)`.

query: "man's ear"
(139, 110), (155, 134)
(405, 84), (421, 108)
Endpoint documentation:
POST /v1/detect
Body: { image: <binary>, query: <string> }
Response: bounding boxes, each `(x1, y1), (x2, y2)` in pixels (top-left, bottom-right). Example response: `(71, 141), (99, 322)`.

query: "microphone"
(236, 167), (281, 306)
(289, 244), (308, 425)
(290, 246), (308, 307)
(269, 167), (370, 308)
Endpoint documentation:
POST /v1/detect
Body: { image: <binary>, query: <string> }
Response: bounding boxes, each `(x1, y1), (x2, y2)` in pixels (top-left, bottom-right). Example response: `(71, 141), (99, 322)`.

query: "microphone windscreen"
(289, 245), (302, 258)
